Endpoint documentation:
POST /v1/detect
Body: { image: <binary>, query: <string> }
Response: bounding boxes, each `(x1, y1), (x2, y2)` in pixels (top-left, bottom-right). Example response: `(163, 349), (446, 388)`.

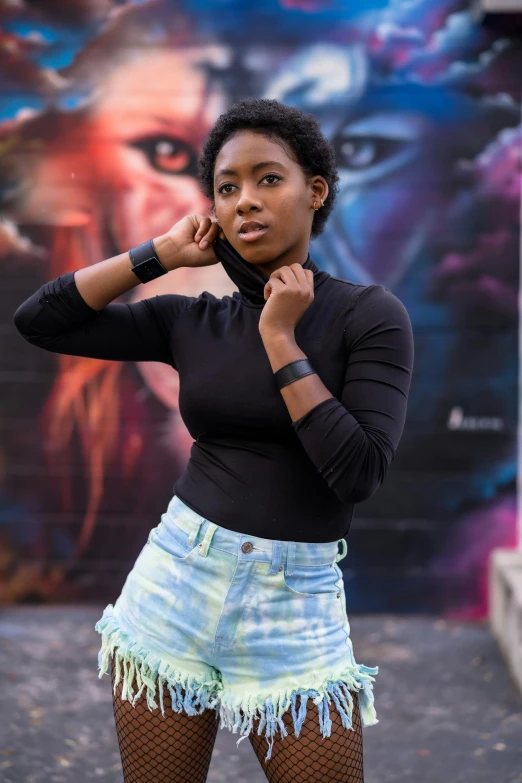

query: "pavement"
(1, 606), (521, 783)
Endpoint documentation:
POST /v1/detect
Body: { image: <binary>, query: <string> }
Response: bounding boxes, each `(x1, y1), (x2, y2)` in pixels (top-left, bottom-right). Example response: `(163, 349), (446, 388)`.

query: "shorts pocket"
(282, 562), (342, 599)
(146, 517), (198, 562)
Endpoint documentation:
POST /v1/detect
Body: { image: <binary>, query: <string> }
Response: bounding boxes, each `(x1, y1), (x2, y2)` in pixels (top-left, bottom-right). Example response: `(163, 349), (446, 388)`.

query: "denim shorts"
(95, 494), (379, 761)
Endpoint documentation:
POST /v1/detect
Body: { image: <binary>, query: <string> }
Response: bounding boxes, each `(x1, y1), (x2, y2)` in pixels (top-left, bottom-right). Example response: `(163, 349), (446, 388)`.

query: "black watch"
(129, 239), (168, 283)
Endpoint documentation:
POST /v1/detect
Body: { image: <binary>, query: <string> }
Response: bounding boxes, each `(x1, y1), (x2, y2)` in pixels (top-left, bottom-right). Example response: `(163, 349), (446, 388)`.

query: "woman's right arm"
(73, 234), (177, 311)
(12, 234), (191, 365)
(13, 216), (223, 365)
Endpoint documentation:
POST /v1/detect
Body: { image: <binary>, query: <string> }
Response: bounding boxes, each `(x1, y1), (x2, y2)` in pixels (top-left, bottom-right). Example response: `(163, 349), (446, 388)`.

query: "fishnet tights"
(248, 690), (364, 782)
(110, 654), (219, 782)
(110, 653), (364, 782)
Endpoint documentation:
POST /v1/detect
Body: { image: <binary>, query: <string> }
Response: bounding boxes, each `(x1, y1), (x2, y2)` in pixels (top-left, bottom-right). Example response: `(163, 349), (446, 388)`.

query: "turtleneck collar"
(212, 235), (329, 307)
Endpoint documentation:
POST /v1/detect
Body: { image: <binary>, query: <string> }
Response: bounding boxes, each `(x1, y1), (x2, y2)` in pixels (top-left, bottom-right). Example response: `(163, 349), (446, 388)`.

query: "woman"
(13, 98), (414, 782)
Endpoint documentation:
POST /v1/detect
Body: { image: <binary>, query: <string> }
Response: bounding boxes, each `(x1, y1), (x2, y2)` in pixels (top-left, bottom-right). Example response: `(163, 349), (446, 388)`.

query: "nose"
(235, 185), (263, 215)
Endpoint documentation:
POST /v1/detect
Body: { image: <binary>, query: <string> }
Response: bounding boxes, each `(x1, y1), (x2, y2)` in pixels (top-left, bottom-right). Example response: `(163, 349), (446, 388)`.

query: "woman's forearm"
(73, 233), (180, 311)
(260, 329), (333, 422)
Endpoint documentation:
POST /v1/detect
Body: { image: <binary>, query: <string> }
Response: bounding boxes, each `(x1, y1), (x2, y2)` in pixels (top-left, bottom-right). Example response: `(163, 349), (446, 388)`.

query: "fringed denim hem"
(95, 605), (223, 716)
(219, 662), (379, 763)
(95, 605), (379, 764)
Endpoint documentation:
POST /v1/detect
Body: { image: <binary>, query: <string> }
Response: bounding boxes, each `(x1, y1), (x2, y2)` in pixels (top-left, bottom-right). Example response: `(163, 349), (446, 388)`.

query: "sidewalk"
(1, 607), (521, 782)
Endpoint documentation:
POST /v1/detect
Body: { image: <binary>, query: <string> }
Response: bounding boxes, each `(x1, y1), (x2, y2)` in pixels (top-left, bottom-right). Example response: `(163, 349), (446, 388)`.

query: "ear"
(310, 175), (329, 204)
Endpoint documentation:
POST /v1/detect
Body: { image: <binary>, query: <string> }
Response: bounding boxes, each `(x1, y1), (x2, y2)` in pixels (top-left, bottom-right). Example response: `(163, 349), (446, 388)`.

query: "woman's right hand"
(162, 214), (226, 269)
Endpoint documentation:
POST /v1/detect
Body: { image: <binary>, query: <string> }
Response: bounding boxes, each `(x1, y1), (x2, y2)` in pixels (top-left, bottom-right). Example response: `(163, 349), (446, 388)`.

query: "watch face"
(132, 256), (166, 282)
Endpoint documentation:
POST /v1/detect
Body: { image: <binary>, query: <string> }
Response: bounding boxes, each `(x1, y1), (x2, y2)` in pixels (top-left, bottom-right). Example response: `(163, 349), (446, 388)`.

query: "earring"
(313, 199), (325, 211)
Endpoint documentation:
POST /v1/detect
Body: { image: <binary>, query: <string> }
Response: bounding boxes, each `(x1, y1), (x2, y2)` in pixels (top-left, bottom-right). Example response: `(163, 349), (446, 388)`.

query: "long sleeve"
(13, 270), (198, 367)
(291, 284), (414, 505)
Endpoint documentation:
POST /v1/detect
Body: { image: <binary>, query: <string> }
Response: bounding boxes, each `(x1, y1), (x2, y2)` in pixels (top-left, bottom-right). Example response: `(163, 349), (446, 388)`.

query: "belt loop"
(198, 522), (217, 557)
(335, 538), (348, 563)
(268, 541), (282, 575)
(187, 519), (203, 548)
(287, 541), (296, 576)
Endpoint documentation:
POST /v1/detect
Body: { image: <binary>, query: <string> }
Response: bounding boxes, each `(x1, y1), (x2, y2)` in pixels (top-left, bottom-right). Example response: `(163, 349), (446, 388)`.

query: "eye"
(332, 135), (406, 171)
(128, 136), (198, 177)
(217, 173), (281, 195)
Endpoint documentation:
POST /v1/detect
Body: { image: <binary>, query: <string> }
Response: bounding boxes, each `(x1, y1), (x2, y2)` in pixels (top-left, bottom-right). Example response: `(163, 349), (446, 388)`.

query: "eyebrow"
(215, 160), (285, 179)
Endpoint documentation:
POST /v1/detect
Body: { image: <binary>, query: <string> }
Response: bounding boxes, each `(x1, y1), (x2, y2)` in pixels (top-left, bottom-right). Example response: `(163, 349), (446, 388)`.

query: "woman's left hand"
(258, 263), (314, 337)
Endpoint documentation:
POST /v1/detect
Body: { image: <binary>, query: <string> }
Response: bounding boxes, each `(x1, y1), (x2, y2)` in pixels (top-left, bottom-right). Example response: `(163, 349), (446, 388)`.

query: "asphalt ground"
(1, 606), (521, 783)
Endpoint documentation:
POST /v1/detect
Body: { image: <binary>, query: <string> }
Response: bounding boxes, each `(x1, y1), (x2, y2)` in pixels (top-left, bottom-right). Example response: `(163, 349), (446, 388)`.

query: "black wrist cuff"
(274, 358), (316, 390)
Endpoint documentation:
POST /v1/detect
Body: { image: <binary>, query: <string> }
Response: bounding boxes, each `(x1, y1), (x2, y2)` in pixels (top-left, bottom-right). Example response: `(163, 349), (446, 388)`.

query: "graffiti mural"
(2, 0), (520, 616)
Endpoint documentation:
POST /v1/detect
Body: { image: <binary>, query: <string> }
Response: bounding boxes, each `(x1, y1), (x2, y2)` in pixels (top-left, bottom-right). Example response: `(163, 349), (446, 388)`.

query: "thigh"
(248, 689), (364, 783)
(110, 653), (219, 783)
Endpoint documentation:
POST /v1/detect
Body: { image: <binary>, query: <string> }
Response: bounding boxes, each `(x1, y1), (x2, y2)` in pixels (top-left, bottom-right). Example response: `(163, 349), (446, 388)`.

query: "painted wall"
(1, 0), (520, 617)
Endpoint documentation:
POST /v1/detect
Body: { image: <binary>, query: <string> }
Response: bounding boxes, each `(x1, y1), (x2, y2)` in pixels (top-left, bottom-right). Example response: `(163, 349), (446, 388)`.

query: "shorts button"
(337, 592), (341, 598)
(241, 541), (254, 554)
(279, 565), (283, 572)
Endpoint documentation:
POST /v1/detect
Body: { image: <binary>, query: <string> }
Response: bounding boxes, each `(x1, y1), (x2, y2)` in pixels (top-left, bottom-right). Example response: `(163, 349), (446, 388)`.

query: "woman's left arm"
(261, 284), (414, 505)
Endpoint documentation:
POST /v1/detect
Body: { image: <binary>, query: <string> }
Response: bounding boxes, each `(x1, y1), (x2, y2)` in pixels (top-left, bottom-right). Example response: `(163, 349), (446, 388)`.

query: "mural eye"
(128, 136), (198, 177)
(333, 135), (405, 171)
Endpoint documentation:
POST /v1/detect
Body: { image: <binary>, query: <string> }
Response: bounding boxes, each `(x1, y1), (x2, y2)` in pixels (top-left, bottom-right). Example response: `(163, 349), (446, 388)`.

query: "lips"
(238, 221), (267, 234)
(238, 221), (269, 243)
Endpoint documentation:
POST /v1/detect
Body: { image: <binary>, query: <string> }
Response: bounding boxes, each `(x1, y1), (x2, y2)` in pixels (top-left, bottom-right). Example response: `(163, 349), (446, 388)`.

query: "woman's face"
(213, 129), (328, 273)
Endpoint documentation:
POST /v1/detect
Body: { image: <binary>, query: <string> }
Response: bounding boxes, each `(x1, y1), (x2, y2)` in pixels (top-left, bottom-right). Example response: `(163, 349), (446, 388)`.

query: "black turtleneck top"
(13, 236), (414, 543)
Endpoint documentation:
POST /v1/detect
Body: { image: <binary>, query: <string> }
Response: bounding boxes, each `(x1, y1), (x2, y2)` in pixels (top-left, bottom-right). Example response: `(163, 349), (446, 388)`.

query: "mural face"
(1, 0), (520, 617)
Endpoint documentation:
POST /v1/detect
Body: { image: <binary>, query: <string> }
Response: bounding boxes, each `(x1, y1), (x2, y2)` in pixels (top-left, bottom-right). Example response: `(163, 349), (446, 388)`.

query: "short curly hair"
(197, 98), (339, 238)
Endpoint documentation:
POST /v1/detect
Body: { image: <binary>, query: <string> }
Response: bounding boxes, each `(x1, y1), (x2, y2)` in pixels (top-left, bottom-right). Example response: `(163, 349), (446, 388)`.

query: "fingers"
(268, 268), (295, 288)
(194, 217), (221, 249)
(291, 265), (314, 288)
(289, 264), (309, 285)
(270, 264), (314, 292)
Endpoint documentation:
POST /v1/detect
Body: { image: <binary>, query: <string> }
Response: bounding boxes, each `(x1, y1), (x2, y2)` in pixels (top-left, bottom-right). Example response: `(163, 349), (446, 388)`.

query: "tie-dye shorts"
(94, 494), (379, 761)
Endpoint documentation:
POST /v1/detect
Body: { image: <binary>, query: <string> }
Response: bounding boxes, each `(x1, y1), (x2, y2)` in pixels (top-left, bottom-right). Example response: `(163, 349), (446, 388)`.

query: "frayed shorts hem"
(95, 606), (379, 763)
